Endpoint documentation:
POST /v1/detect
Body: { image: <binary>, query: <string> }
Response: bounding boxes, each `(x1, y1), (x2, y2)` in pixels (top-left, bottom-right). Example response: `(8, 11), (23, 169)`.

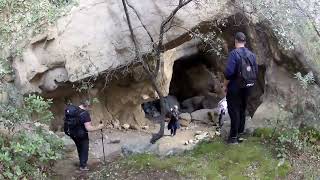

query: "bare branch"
(125, 0), (155, 46)
(154, 0), (194, 77)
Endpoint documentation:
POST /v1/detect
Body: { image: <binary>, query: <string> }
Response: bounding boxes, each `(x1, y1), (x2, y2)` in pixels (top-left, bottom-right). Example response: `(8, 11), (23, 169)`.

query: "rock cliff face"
(9, 0), (320, 131)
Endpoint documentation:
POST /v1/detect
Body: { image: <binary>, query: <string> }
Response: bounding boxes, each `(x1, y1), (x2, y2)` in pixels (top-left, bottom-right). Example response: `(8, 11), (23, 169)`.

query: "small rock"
(184, 141), (189, 145)
(142, 126), (149, 130)
(110, 139), (121, 144)
(112, 119), (120, 129)
(130, 124), (139, 130)
(195, 132), (209, 140)
(122, 124), (130, 130)
(188, 139), (194, 144)
(195, 131), (203, 135)
(215, 131), (221, 136)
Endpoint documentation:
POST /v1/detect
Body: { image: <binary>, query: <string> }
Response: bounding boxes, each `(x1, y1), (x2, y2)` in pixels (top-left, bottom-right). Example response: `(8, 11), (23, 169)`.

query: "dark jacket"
(224, 47), (257, 93)
(168, 110), (180, 130)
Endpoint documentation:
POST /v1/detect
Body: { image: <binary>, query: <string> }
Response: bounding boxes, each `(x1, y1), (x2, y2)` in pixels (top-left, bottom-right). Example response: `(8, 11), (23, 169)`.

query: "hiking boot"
(227, 137), (239, 145)
(79, 166), (89, 171)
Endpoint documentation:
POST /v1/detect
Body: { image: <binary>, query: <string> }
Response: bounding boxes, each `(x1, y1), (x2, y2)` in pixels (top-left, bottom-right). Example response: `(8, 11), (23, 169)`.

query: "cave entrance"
(168, 13), (267, 116)
(143, 13), (267, 118)
(169, 53), (224, 112)
(168, 51), (266, 116)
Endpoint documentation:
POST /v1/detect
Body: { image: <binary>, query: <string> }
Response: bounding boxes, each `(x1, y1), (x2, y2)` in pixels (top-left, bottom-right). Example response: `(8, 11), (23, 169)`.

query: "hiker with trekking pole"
(64, 99), (105, 171)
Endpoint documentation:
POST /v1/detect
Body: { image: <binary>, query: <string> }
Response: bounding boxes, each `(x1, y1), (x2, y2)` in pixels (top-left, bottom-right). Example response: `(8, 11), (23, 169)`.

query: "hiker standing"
(168, 105), (180, 136)
(64, 100), (104, 171)
(223, 32), (258, 144)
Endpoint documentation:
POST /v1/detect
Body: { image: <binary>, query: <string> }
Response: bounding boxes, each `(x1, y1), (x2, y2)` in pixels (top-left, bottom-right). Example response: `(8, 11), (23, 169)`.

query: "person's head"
(234, 32), (246, 48)
(79, 99), (91, 110)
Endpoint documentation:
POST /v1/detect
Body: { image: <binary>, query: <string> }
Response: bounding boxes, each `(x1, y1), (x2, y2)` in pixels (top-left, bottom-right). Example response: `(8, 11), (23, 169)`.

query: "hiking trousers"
(226, 88), (251, 138)
(71, 135), (89, 168)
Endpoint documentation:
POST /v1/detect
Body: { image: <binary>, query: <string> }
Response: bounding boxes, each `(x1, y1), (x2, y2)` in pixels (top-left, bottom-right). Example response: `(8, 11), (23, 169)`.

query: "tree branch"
(154, 0), (193, 77)
(121, 0), (195, 143)
(125, 0), (155, 46)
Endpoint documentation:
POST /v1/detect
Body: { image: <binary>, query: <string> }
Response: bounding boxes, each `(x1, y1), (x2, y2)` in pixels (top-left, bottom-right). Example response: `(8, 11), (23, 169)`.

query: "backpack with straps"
(64, 105), (84, 138)
(236, 49), (257, 88)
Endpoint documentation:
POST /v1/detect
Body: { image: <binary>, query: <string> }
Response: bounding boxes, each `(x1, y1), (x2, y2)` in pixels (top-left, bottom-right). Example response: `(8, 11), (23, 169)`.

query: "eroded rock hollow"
(9, 0), (320, 131)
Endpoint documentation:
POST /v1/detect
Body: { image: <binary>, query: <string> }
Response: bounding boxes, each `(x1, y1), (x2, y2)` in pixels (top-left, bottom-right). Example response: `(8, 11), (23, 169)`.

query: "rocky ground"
(50, 119), (320, 180)
(50, 122), (216, 179)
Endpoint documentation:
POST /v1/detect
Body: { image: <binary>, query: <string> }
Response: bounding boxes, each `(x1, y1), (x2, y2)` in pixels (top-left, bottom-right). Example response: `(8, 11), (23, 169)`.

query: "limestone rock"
(191, 109), (215, 124)
(61, 136), (75, 153)
(121, 143), (159, 157)
(252, 101), (293, 128)
(112, 119), (120, 129)
(122, 124), (130, 130)
(130, 124), (140, 130)
(3, 74), (14, 83)
(13, 0), (230, 93)
(179, 113), (192, 127)
(109, 139), (121, 144)
(181, 96), (205, 113)
(39, 67), (68, 92)
(195, 132), (209, 140)
(141, 126), (149, 130)
(0, 91), (9, 104)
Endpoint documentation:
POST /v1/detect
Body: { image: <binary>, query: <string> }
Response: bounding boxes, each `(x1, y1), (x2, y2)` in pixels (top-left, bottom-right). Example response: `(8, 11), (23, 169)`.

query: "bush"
(254, 126), (320, 159)
(0, 94), (63, 179)
(0, 129), (63, 179)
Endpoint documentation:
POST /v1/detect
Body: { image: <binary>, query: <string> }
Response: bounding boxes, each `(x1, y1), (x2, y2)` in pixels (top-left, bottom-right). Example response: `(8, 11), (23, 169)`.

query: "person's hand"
(97, 123), (104, 130)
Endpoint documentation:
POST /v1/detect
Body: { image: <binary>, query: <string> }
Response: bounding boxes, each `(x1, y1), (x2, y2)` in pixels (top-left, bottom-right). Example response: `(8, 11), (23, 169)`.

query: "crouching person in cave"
(168, 105), (180, 136)
(64, 99), (104, 171)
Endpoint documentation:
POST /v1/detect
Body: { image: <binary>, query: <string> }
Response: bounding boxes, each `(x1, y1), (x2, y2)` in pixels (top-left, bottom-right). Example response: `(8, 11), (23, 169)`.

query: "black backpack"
(236, 49), (257, 88)
(64, 105), (84, 138)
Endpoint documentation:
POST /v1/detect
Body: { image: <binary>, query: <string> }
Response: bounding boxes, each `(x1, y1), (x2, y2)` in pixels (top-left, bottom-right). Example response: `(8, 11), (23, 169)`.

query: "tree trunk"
(121, 0), (167, 143)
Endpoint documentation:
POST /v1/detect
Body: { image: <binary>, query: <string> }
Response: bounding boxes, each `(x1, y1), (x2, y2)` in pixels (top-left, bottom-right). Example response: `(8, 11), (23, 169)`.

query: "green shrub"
(253, 128), (275, 139)
(0, 94), (63, 178)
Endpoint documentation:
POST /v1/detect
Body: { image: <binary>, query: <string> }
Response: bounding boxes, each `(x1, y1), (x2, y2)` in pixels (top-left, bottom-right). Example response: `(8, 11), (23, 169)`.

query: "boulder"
(179, 113), (192, 127)
(109, 139), (121, 144)
(202, 93), (221, 109)
(181, 96), (205, 113)
(121, 143), (159, 157)
(61, 136), (75, 153)
(191, 109), (215, 124)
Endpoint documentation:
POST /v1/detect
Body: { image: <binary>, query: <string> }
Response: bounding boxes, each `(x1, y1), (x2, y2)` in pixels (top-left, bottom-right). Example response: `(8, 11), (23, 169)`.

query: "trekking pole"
(100, 121), (106, 164)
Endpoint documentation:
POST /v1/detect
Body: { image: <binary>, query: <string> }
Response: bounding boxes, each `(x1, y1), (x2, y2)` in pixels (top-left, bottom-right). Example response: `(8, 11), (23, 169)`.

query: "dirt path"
(51, 123), (215, 179)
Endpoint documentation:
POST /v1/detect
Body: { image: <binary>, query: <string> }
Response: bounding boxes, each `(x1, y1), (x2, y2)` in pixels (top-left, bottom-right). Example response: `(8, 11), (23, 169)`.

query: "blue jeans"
(72, 136), (89, 168)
